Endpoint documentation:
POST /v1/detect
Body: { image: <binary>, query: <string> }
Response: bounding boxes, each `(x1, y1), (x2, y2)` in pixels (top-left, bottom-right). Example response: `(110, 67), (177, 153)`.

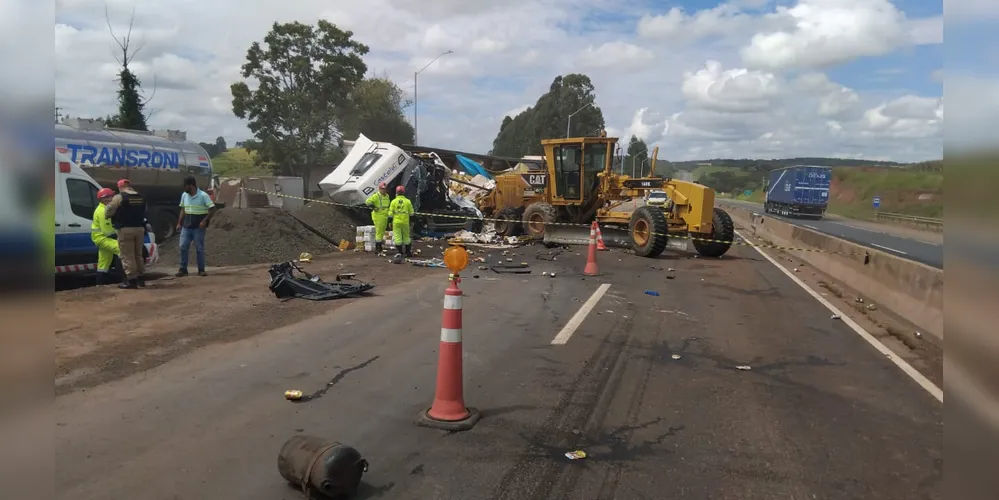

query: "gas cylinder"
(277, 434), (368, 498)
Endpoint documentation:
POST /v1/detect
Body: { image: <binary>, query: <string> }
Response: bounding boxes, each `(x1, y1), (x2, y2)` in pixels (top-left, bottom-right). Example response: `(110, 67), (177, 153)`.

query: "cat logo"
(523, 174), (547, 188)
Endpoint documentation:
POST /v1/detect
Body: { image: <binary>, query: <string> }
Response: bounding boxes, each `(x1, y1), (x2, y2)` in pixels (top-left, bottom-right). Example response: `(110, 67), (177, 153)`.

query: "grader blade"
(542, 224), (633, 249)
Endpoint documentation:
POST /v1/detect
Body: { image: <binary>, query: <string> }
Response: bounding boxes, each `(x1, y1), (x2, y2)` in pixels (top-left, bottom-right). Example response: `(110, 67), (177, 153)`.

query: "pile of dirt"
(157, 207), (343, 267)
(290, 201), (369, 245)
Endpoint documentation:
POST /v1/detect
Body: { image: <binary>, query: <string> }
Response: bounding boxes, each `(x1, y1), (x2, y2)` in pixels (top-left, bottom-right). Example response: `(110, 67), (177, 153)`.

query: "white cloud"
(740, 0), (933, 70)
(503, 105), (530, 119)
(577, 41), (655, 69)
(53, 0), (944, 163)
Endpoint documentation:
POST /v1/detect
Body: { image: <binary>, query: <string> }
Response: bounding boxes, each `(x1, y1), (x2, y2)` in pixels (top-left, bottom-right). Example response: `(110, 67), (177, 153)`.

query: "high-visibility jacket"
(389, 195), (414, 225)
(91, 203), (116, 246)
(365, 192), (391, 216)
(40, 196), (54, 271)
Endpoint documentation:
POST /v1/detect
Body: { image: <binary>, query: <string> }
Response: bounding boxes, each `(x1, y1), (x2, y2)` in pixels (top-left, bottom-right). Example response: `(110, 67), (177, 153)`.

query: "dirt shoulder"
(55, 248), (444, 395)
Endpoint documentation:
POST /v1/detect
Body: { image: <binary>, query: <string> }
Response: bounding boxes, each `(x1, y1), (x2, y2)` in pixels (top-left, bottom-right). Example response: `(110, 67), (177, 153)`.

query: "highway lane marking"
(551, 283), (611, 345)
(870, 243), (908, 255)
(803, 224), (820, 231)
(734, 229), (943, 403)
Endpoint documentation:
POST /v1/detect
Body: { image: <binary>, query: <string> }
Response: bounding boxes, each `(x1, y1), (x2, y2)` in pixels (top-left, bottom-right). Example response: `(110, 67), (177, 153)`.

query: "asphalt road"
(56, 244), (942, 500)
(720, 200), (943, 269)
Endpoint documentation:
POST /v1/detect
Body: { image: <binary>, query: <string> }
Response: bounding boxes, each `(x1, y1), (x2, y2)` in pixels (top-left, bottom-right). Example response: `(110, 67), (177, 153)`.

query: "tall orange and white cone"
(415, 277), (481, 431)
(583, 222), (600, 276)
(594, 222), (608, 251)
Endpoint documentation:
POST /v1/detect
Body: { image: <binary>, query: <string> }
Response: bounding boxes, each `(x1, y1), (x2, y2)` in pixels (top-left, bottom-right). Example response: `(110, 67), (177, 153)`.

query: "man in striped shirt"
(175, 176), (217, 277)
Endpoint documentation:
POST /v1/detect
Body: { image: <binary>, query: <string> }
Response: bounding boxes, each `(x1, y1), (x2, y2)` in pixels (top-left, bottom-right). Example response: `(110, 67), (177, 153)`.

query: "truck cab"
(54, 149), (158, 276)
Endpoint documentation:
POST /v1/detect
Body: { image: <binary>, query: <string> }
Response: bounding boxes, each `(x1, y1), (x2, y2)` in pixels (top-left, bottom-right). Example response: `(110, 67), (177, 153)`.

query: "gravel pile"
(290, 201), (368, 245)
(157, 207), (341, 268)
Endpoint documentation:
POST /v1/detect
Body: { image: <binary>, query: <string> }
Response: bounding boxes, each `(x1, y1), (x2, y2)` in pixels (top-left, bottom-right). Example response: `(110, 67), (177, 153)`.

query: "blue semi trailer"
(764, 165), (831, 219)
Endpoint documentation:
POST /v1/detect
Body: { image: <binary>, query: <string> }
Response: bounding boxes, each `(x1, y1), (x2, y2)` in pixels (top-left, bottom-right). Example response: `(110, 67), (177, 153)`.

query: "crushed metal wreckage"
(267, 261), (375, 301)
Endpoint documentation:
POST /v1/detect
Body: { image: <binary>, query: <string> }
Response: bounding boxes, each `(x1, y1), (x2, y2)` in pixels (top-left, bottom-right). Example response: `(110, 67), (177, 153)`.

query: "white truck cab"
(54, 148), (158, 275)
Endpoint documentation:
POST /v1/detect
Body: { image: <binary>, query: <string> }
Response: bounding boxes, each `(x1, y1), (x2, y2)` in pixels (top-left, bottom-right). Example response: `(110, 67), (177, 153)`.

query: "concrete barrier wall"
(724, 205), (943, 342)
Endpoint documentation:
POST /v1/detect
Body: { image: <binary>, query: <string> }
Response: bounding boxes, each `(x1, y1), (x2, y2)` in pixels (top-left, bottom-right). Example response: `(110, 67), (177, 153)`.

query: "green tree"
(623, 136), (649, 176)
(230, 20), (369, 188)
(340, 76), (415, 145)
(489, 73), (606, 158)
(104, 8), (153, 131)
(215, 136), (228, 154)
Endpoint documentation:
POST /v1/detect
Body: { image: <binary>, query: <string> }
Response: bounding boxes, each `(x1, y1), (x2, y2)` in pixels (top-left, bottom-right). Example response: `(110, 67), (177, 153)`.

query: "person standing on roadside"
(91, 188), (122, 286)
(104, 178), (147, 289)
(175, 175), (217, 277)
(365, 182), (391, 253)
(388, 185), (415, 257)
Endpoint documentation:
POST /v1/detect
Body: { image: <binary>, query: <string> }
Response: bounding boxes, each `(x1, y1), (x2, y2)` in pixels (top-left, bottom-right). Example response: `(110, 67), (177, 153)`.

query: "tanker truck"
(54, 118), (218, 242)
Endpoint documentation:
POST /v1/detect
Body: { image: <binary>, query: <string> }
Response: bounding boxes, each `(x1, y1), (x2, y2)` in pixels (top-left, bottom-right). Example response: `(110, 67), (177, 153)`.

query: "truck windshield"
(349, 153), (382, 177)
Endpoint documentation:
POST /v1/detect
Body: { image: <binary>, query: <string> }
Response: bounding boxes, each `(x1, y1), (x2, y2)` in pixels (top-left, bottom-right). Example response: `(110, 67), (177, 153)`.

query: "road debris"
(735, 365), (752, 371)
(277, 435), (368, 498)
(564, 450), (587, 460)
(644, 290), (660, 296)
(831, 314), (841, 320)
(284, 390), (303, 400)
(491, 263), (531, 274)
(671, 354), (682, 360)
(267, 261), (376, 301)
(410, 258), (447, 268)
(866, 304), (877, 311)
(915, 331), (923, 339)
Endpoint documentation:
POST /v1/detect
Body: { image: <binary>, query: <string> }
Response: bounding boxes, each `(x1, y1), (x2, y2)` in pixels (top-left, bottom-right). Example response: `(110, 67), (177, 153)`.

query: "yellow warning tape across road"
(238, 187), (870, 258)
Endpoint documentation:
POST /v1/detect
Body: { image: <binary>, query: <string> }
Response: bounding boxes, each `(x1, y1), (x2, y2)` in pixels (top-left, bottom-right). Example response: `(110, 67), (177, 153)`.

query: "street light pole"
(566, 102), (593, 138)
(413, 50), (453, 146)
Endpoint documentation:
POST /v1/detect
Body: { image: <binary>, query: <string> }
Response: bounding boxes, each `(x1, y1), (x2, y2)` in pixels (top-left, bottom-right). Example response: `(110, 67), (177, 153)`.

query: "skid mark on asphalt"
(290, 355), (380, 403)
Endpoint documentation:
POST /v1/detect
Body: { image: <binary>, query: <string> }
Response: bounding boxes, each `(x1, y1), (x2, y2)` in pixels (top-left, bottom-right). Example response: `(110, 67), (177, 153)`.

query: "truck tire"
(150, 208), (178, 242)
(522, 202), (557, 240)
(693, 208), (735, 258)
(494, 207), (522, 237)
(629, 205), (668, 258)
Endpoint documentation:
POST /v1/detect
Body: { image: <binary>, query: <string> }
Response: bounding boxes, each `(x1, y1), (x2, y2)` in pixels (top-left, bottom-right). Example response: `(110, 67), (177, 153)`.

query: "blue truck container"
(764, 165), (831, 219)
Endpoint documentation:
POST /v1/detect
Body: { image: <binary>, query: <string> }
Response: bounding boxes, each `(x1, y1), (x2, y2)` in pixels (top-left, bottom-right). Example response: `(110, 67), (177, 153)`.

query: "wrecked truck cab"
(319, 133), (411, 206)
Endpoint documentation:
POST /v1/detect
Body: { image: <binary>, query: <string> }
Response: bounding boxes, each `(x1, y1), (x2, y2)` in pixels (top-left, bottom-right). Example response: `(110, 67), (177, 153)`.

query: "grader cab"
(476, 134), (735, 259)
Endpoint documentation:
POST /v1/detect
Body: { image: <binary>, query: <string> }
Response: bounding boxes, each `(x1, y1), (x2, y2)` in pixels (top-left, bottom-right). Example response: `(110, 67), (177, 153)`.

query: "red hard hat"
(378, 182), (387, 189)
(395, 185), (405, 194)
(117, 178), (130, 188)
(97, 188), (115, 199)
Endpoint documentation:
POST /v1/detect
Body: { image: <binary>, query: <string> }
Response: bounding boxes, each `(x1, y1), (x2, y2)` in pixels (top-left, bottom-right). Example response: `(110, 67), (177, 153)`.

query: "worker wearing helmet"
(91, 188), (122, 285)
(388, 185), (415, 257)
(365, 182), (392, 253)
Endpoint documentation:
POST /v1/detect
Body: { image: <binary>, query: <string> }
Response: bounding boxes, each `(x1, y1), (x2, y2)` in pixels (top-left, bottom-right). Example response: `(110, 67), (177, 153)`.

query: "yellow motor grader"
(475, 135), (735, 258)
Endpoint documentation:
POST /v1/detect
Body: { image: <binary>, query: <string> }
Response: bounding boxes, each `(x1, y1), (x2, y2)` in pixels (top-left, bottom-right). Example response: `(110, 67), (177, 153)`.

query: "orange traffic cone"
(415, 276), (481, 431)
(583, 222), (600, 276)
(595, 223), (608, 251)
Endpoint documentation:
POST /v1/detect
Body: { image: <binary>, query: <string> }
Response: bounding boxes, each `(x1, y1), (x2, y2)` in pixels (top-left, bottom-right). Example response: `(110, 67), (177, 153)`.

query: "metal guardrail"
(875, 211), (943, 231)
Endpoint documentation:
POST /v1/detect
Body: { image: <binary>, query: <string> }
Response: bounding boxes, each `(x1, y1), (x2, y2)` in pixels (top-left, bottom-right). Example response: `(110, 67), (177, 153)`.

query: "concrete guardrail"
(875, 211), (943, 232)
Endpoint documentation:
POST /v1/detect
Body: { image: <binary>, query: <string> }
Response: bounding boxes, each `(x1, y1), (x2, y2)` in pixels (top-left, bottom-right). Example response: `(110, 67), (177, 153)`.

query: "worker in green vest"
(365, 182), (391, 253)
(388, 185), (415, 257)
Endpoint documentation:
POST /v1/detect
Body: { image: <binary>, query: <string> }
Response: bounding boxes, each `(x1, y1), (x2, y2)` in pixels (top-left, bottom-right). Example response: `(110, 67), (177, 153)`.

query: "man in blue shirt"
(175, 176), (217, 277)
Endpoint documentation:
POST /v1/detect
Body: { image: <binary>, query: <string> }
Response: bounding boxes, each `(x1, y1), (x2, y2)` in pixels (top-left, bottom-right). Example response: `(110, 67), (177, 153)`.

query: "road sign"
(744, 190), (752, 196)
(873, 196), (881, 209)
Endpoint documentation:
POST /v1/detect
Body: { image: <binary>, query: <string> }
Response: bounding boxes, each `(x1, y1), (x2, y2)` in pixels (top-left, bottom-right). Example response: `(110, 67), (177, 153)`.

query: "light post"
(414, 50), (453, 146)
(566, 102), (592, 138)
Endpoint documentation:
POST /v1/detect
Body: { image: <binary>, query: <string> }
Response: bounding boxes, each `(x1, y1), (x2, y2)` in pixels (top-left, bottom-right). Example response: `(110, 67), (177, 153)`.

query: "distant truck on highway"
(55, 118), (218, 242)
(764, 165), (831, 219)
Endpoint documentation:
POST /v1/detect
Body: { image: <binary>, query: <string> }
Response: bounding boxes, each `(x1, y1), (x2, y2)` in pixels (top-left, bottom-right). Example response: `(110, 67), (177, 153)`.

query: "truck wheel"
(629, 205), (668, 258)
(151, 211), (176, 242)
(693, 208), (735, 258)
(494, 207), (522, 237)
(522, 202), (557, 240)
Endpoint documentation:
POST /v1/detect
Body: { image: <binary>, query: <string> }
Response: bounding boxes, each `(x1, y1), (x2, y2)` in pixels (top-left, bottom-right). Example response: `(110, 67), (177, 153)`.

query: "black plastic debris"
(491, 263), (531, 274)
(268, 261), (375, 301)
(278, 434), (368, 498)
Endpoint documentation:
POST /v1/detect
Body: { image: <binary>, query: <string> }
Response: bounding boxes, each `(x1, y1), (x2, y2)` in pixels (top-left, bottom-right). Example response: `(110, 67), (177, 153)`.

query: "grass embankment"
(211, 148), (274, 176)
(828, 167), (942, 220)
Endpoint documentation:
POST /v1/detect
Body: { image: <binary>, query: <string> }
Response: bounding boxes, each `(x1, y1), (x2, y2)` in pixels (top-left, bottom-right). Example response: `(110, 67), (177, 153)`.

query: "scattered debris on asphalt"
(831, 314), (841, 320)
(268, 261), (376, 301)
(564, 450), (587, 460)
(284, 390), (303, 400)
(671, 354), (682, 360)
(491, 263), (531, 274)
(867, 303), (877, 311)
(277, 435), (368, 498)
(735, 365), (752, 371)
(644, 290), (660, 296)
(915, 331), (923, 339)
(410, 258), (446, 268)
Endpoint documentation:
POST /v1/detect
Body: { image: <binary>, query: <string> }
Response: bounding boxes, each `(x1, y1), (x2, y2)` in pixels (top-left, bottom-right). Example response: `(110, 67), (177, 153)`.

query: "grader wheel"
(693, 207), (735, 258)
(629, 206), (668, 258)
(522, 202), (557, 240)
(493, 207), (523, 237)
